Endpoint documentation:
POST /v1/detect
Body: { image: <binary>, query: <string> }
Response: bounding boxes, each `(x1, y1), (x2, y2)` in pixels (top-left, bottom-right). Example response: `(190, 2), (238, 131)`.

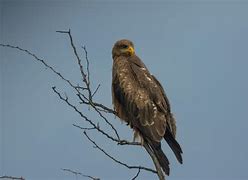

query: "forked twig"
(56, 30), (120, 139)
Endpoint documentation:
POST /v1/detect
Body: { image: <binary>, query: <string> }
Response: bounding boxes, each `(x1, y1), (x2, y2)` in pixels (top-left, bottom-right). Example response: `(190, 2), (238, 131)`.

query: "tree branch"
(83, 131), (157, 174)
(56, 30), (120, 139)
(62, 168), (100, 180)
(52, 86), (119, 143)
(81, 45), (90, 86)
(0, 176), (25, 180)
(56, 30), (87, 83)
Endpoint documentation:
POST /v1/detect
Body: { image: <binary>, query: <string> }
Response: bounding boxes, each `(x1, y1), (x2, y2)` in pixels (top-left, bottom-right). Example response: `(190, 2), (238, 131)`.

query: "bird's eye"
(121, 45), (128, 49)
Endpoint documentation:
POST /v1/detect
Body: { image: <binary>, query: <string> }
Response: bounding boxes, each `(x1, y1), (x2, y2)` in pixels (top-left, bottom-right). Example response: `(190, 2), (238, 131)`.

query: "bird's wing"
(151, 75), (177, 137)
(112, 56), (168, 142)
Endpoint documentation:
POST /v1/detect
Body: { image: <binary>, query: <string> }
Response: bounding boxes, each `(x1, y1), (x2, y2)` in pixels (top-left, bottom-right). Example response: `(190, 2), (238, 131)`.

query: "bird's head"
(112, 39), (135, 58)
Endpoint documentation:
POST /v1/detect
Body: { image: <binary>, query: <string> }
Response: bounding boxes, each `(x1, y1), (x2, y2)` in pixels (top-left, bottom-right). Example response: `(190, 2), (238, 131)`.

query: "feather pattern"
(112, 54), (169, 142)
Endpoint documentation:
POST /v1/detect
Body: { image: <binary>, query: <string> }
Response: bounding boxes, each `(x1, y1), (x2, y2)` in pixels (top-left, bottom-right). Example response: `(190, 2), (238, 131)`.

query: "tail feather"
(164, 129), (183, 164)
(150, 142), (170, 175)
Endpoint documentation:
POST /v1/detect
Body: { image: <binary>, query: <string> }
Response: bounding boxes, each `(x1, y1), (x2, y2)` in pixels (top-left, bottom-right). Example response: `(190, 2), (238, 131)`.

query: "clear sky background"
(1, 0), (248, 180)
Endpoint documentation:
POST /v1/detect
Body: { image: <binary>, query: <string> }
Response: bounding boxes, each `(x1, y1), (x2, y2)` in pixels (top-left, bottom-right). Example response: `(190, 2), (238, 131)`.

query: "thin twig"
(92, 84), (101, 97)
(75, 85), (88, 91)
(131, 168), (141, 180)
(62, 168), (100, 180)
(76, 93), (120, 140)
(0, 44), (76, 89)
(73, 124), (96, 131)
(52, 87), (116, 141)
(56, 30), (91, 102)
(82, 46), (90, 86)
(57, 30), (87, 83)
(0, 176), (25, 180)
(92, 102), (116, 114)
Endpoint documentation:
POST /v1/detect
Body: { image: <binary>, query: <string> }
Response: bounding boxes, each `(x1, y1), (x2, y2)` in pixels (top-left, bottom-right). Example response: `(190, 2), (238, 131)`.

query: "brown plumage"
(112, 39), (183, 175)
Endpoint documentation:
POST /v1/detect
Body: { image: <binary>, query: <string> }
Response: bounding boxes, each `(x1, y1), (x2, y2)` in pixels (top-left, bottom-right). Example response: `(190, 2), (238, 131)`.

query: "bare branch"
(76, 93), (120, 140)
(55, 30), (120, 139)
(0, 44), (76, 89)
(62, 168), (100, 180)
(52, 87), (117, 142)
(0, 176), (25, 180)
(72, 124), (140, 146)
(92, 102), (116, 115)
(75, 85), (88, 91)
(73, 124), (96, 131)
(83, 131), (157, 174)
(56, 30), (88, 88)
(52, 86), (139, 148)
(93, 106), (119, 140)
(55, 30), (69, 34)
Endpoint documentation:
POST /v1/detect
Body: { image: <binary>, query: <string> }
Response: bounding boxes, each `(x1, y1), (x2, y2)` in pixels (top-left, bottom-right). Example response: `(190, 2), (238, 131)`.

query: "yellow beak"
(127, 46), (135, 55)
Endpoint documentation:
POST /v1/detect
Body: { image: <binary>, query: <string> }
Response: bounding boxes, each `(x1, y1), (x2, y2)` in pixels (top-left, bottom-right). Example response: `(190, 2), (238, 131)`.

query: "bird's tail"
(149, 142), (170, 175)
(164, 129), (183, 164)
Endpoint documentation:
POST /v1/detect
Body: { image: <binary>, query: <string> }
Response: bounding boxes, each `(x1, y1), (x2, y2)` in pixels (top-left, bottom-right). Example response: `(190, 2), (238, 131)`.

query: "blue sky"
(1, 0), (248, 179)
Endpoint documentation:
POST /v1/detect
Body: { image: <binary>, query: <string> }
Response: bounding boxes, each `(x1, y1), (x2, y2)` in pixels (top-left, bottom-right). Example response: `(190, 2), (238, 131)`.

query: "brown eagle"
(112, 39), (183, 175)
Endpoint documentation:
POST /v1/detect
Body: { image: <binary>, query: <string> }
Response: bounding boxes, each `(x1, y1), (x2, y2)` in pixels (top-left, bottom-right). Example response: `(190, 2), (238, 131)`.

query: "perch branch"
(83, 131), (157, 174)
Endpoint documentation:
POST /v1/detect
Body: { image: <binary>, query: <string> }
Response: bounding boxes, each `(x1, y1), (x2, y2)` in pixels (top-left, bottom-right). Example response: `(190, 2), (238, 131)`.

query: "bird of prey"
(111, 39), (183, 175)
